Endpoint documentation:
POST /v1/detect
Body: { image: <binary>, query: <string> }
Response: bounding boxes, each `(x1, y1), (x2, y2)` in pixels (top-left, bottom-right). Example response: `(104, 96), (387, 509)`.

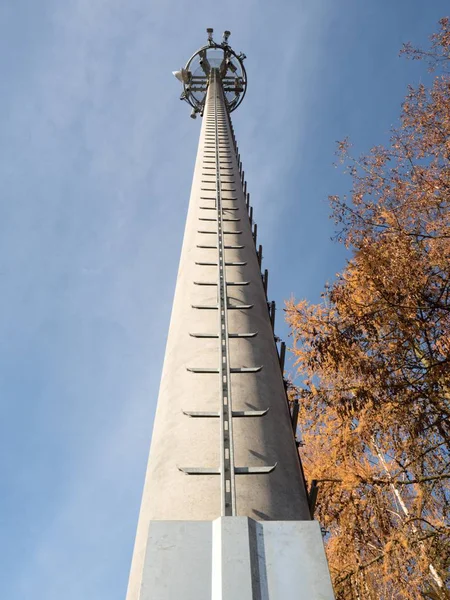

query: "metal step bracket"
(183, 408), (269, 418)
(179, 464), (277, 475)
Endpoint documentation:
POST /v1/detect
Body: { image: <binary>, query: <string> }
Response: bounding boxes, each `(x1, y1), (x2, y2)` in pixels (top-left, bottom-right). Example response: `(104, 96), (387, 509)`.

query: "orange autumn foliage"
(287, 19), (450, 599)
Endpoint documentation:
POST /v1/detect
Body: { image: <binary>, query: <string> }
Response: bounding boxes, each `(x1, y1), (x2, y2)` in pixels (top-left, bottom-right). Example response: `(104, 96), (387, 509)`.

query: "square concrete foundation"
(139, 517), (335, 599)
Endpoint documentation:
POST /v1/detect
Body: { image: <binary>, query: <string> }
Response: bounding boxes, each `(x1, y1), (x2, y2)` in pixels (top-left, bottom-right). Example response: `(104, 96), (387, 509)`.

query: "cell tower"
(126, 29), (335, 599)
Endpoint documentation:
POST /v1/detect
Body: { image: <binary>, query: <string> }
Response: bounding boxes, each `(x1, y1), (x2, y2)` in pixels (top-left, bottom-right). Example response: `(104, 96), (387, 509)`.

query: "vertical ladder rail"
(214, 71), (237, 516)
(180, 72), (276, 497)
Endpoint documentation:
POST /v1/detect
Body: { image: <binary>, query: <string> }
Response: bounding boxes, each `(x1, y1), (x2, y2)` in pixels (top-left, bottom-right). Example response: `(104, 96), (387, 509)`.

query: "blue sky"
(0, 1), (447, 598)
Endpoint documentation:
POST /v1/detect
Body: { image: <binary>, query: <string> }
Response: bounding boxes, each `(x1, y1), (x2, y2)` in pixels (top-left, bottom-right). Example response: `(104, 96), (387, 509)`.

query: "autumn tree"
(287, 19), (450, 599)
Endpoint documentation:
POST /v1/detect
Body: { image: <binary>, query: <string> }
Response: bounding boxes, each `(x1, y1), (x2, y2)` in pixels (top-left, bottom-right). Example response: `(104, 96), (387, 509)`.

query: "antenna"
(172, 29), (247, 117)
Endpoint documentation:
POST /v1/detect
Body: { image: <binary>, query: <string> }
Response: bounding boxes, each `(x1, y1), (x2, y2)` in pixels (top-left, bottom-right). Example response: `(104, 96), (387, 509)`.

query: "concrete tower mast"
(126, 29), (335, 600)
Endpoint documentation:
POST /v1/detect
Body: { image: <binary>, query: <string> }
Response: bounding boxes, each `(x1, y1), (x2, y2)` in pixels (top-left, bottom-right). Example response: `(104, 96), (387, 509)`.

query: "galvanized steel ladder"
(179, 70), (276, 517)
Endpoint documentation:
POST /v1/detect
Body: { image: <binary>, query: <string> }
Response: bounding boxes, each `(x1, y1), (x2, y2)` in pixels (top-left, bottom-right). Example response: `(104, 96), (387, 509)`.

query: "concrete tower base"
(139, 517), (334, 599)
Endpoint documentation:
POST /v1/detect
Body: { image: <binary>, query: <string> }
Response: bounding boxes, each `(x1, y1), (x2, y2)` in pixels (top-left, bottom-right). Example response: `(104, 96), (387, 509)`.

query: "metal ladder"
(179, 70), (276, 517)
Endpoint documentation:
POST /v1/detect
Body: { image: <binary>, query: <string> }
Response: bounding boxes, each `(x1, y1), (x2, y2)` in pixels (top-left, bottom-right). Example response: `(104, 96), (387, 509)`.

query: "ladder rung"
(179, 464), (277, 475)
(229, 332), (257, 338)
(187, 366), (262, 374)
(190, 332), (256, 338)
(228, 304), (253, 310)
(182, 409), (268, 418)
(232, 409), (269, 417)
(179, 467), (220, 475)
(187, 367), (219, 373)
(196, 245), (217, 249)
(235, 465), (277, 474)
(199, 217), (240, 222)
(197, 230), (242, 235)
(199, 206), (238, 211)
(189, 333), (219, 338)
(192, 304), (218, 310)
(183, 411), (220, 417)
(195, 261), (217, 266)
(193, 281), (250, 286)
(193, 281), (216, 286)
(226, 261), (246, 266)
(225, 245), (244, 249)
